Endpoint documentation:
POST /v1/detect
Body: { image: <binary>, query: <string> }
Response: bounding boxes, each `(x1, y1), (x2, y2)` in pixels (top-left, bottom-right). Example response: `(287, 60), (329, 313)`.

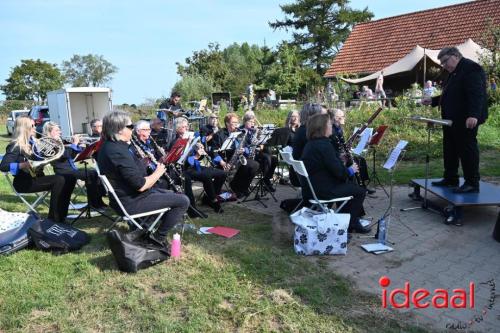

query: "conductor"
(422, 47), (488, 193)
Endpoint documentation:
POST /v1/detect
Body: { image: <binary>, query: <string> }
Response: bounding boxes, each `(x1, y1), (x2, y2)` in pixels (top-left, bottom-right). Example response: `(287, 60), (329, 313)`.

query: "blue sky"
(0, 0), (470, 104)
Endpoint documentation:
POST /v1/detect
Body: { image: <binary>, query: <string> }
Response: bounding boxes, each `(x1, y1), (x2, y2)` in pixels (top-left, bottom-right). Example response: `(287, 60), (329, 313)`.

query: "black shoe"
(348, 221), (372, 234)
(453, 184), (479, 193)
(431, 179), (459, 187)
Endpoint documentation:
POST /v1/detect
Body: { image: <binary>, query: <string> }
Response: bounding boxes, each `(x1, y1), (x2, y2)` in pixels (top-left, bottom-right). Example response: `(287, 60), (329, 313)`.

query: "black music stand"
(70, 140), (113, 224)
(240, 130), (278, 208)
(401, 116), (452, 213)
(367, 125), (389, 196)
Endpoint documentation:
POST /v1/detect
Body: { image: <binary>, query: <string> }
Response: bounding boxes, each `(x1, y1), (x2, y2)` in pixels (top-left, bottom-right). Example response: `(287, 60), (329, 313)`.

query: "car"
(6, 109), (29, 135)
(28, 106), (50, 136)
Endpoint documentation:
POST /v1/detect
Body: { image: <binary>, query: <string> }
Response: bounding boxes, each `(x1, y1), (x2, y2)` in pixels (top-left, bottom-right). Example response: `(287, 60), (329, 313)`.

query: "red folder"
(368, 125), (388, 146)
(206, 226), (240, 238)
(164, 138), (189, 164)
(74, 139), (103, 162)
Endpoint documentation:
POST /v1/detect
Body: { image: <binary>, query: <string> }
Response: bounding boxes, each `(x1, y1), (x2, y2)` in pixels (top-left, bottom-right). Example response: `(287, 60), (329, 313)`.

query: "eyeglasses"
(125, 124), (134, 129)
(440, 56), (452, 66)
(139, 128), (151, 131)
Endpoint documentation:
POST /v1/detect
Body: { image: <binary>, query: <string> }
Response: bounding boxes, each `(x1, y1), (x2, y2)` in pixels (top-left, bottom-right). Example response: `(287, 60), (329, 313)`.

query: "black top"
(151, 128), (176, 152)
(159, 98), (182, 111)
(97, 140), (148, 205)
(301, 137), (349, 199)
(292, 125), (307, 160)
(51, 144), (81, 175)
(200, 124), (218, 137)
(431, 57), (488, 126)
(329, 125), (345, 153)
(0, 141), (46, 190)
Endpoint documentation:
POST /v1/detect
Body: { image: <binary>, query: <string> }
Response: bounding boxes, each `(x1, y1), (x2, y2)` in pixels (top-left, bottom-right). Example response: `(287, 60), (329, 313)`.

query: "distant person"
(246, 83), (254, 110)
(361, 86), (374, 99)
(490, 77), (497, 91)
(422, 46), (488, 194)
(159, 91), (183, 116)
(375, 71), (387, 105)
(423, 80), (436, 97)
(90, 119), (102, 138)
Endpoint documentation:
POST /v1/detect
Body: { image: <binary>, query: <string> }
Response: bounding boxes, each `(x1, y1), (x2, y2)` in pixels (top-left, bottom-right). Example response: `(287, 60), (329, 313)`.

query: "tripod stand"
(400, 116), (451, 213)
(241, 166), (278, 208)
(70, 160), (114, 225)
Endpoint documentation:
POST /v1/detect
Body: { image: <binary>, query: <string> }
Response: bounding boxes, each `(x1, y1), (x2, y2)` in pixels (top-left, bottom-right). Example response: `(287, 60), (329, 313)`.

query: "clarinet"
(333, 133), (364, 187)
(131, 134), (183, 193)
(228, 130), (248, 171)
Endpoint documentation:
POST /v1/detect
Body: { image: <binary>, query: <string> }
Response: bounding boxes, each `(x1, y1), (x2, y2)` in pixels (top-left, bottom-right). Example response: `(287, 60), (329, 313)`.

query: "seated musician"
(329, 109), (374, 194)
(0, 116), (76, 223)
(301, 114), (371, 234)
(97, 111), (189, 240)
(90, 118), (103, 138)
(150, 117), (175, 151)
(199, 113), (219, 152)
(210, 113), (259, 198)
(43, 121), (106, 209)
(240, 113), (277, 192)
(285, 110), (300, 145)
(292, 103), (327, 160)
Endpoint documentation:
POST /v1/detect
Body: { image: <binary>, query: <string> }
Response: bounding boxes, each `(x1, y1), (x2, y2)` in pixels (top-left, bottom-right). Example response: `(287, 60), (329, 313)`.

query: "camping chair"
(94, 164), (171, 233)
(1, 171), (50, 215)
(289, 159), (353, 214)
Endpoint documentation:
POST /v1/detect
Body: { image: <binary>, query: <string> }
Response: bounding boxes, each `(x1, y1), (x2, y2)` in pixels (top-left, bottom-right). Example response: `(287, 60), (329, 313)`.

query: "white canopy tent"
(341, 39), (489, 84)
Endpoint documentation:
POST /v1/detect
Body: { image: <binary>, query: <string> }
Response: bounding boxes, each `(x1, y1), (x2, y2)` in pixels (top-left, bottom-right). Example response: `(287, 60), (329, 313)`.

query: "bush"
(172, 74), (215, 104)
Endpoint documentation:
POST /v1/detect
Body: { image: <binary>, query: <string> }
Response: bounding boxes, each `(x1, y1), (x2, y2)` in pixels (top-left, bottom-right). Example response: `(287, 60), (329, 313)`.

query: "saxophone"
(131, 134), (183, 193)
(248, 127), (260, 160)
(227, 130), (248, 172)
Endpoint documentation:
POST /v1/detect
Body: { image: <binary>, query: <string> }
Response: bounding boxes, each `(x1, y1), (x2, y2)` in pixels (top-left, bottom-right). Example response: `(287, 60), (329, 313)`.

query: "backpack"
(28, 219), (90, 254)
(0, 210), (38, 255)
(107, 229), (170, 273)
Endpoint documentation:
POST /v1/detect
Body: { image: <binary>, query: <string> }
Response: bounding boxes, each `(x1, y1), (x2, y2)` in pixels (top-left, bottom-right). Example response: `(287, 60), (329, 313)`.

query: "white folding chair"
(289, 159), (353, 214)
(2, 171), (50, 215)
(94, 164), (170, 233)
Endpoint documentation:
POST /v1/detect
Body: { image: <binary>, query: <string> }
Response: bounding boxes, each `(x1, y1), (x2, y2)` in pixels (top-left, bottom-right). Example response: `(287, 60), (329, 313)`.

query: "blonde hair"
(42, 121), (60, 137)
(12, 116), (34, 155)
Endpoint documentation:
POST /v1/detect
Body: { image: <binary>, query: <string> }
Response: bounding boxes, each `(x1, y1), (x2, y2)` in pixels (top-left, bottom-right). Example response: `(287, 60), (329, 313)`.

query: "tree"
(61, 54), (118, 87)
(1, 59), (64, 102)
(172, 74), (215, 103)
(269, 0), (373, 74)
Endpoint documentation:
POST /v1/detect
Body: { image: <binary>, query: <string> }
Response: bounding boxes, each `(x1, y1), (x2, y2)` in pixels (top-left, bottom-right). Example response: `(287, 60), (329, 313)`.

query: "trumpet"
(61, 134), (100, 146)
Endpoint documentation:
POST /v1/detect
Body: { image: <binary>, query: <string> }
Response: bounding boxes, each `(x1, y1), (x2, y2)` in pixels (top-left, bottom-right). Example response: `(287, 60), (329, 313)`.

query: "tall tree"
(62, 54), (118, 87)
(269, 0), (373, 74)
(1, 59), (64, 102)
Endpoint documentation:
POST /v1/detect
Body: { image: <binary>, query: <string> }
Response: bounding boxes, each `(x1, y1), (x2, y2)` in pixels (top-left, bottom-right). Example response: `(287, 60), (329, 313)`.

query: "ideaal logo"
(379, 276), (497, 330)
(379, 276), (475, 309)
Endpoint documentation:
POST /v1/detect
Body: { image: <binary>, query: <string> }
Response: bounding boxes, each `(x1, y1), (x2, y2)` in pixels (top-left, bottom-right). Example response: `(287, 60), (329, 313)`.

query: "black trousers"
(58, 169), (105, 208)
(228, 159), (260, 193)
(442, 126), (480, 186)
(255, 152), (278, 181)
(123, 188), (190, 238)
(184, 167), (226, 204)
(353, 156), (370, 185)
(13, 175), (76, 223)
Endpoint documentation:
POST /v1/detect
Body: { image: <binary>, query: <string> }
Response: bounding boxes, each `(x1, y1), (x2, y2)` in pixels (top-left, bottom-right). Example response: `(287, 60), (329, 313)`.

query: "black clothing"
(211, 128), (259, 194)
(51, 145), (105, 208)
(292, 125), (307, 160)
(301, 138), (366, 227)
(97, 140), (189, 237)
(159, 98), (182, 111)
(184, 166), (226, 205)
(200, 124), (218, 137)
(431, 57), (488, 187)
(0, 142), (75, 222)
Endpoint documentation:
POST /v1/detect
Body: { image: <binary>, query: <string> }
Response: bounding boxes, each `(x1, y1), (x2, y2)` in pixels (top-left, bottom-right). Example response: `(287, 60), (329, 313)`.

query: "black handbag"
(28, 219), (90, 254)
(107, 229), (170, 273)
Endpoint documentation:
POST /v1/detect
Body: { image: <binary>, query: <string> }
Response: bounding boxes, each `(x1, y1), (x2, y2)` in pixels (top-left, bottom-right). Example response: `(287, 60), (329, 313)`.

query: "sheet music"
(383, 140), (408, 170)
(178, 136), (200, 165)
(351, 128), (373, 155)
(220, 131), (242, 151)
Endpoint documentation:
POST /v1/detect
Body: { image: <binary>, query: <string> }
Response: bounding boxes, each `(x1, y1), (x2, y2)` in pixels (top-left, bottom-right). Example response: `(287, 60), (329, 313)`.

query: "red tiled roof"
(325, 0), (500, 77)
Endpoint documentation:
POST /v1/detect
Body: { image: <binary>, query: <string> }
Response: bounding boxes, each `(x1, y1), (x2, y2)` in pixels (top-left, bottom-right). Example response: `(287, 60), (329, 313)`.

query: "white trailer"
(47, 87), (112, 137)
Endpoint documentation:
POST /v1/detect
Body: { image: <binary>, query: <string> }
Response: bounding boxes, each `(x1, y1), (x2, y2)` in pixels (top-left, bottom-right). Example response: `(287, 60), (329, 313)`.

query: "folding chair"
(279, 149), (304, 213)
(94, 164), (171, 233)
(2, 171), (50, 215)
(288, 158), (353, 214)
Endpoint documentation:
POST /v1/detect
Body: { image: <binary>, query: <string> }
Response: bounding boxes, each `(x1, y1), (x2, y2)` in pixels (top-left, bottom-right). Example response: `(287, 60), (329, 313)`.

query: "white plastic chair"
(94, 164), (171, 233)
(288, 158), (353, 214)
(2, 171), (50, 215)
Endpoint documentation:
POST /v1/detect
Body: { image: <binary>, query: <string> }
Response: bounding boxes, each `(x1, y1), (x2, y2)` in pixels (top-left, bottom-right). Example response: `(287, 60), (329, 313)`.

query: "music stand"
(401, 116), (452, 213)
(241, 129), (278, 208)
(70, 140), (113, 224)
(367, 125), (389, 196)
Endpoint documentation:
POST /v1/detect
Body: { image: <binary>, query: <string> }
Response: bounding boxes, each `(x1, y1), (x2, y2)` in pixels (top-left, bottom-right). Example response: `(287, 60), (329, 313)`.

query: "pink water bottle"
(171, 233), (181, 259)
